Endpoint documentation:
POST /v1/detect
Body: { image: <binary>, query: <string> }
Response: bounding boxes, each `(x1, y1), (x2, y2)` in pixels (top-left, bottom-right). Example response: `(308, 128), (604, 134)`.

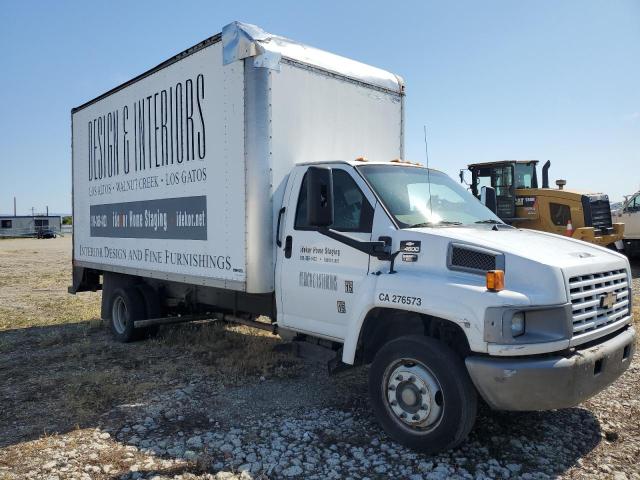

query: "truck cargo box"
(71, 22), (404, 293)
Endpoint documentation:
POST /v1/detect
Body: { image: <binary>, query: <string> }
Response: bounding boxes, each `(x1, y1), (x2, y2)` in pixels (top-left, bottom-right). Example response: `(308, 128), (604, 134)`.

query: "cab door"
(276, 165), (375, 341)
(622, 193), (640, 239)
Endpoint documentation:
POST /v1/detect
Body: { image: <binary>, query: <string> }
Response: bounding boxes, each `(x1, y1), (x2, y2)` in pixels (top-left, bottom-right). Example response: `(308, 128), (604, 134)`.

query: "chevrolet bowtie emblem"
(599, 291), (617, 310)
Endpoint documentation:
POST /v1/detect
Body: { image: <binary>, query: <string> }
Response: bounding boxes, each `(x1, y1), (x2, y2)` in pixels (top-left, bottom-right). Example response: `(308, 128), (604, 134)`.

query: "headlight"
(511, 312), (526, 337)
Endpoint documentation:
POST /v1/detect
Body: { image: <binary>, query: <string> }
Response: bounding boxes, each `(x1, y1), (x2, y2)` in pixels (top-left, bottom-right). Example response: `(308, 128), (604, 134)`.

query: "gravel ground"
(3, 354), (639, 480)
(0, 239), (638, 480)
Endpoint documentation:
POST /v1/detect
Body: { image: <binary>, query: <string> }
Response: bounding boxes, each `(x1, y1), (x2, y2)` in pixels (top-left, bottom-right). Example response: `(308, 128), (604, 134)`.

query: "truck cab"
(613, 191), (640, 257)
(276, 158), (635, 451)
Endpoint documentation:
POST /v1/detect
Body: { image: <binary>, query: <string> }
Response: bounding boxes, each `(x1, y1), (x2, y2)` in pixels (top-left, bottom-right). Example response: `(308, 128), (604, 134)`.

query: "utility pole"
(13, 197), (16, 216)
(31, 207), (35, 217)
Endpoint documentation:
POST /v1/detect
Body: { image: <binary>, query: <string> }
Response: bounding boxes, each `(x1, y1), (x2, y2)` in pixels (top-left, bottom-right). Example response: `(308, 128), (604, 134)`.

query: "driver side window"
(627, 194), (640, 212)
(295, 169), (374, 232)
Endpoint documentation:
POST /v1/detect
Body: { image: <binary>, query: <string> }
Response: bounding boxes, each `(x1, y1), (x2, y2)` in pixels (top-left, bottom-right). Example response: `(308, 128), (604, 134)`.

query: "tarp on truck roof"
(221, 21), (404, 94)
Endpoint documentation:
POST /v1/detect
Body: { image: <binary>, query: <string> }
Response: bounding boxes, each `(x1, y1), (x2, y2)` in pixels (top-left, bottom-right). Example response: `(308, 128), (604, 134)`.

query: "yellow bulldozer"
(461, 160), (624, 247)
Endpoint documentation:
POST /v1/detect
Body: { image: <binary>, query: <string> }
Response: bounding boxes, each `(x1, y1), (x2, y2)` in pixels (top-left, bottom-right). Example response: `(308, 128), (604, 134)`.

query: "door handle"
(284, 236), (293, 259)
(276, 207), (286, 247)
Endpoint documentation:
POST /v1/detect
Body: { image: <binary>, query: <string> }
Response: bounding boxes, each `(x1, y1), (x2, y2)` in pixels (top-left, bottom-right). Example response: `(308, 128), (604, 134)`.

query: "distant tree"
(62, 216), (72, 225)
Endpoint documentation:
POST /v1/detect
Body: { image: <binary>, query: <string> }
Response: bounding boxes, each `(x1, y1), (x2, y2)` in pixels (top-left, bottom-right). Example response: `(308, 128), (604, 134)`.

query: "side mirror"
(306, 166), (334, 227)
(481, 186), (497, 214)
(459, 169), (471, 188)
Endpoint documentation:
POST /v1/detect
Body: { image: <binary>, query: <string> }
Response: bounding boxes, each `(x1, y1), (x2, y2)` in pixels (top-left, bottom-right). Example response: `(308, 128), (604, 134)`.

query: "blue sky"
(0, 0), (638, 214)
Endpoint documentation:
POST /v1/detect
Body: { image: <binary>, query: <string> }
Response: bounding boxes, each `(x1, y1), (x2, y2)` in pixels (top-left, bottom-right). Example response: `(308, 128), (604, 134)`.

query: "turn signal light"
(486, 270), (505, 292)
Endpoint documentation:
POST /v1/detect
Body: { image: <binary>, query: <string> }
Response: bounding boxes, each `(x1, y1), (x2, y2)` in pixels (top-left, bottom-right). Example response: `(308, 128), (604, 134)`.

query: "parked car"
(613, 190), (640, 257)
(36, 228), (57, 239)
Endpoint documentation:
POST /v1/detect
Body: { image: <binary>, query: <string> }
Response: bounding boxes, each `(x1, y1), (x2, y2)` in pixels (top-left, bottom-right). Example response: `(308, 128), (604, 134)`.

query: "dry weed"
(0, 237), (301, 445)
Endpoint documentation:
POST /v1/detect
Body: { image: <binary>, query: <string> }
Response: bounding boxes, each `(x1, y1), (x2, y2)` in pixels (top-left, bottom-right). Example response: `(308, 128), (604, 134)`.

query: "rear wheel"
(368, 335), (477, 452)
(109, 287), (146, 342)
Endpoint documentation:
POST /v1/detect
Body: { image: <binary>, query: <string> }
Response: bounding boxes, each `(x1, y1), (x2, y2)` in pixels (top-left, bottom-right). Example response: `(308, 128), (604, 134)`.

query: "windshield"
(358, 165), (503, 227)
(514, 163), (536, 189)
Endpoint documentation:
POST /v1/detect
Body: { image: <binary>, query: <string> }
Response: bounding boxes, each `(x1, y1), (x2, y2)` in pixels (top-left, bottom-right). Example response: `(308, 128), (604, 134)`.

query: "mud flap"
(68, 267), (101, 294)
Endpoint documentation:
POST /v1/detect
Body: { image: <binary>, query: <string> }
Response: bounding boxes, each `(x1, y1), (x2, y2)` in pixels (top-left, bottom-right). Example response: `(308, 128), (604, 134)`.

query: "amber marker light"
(486, 270), (505, 292)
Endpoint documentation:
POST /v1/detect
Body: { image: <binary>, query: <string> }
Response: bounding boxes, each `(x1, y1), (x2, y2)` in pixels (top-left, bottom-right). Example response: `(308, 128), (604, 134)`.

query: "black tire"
(368, 335), (477, 453)
(135, 284), (162, 338)
(109, 287), (147, 342)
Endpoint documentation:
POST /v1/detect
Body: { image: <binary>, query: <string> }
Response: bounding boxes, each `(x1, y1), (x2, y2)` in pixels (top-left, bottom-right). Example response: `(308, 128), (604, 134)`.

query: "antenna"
(423, 125), (433, 218)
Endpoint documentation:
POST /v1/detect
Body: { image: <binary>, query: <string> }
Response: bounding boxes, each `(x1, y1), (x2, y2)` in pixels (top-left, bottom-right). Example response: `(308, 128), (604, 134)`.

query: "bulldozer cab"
(462, 159), (624, 248)
(467, 161), (539, 220)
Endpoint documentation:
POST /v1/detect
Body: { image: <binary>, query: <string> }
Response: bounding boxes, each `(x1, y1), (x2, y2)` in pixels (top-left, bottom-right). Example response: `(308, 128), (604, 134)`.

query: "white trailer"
(71, 22), (402, 294)
(71, 22), (635, 452)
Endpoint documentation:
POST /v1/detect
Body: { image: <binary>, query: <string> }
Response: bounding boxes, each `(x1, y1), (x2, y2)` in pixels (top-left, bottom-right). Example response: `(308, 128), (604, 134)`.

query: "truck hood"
(408, 226), (626, 270)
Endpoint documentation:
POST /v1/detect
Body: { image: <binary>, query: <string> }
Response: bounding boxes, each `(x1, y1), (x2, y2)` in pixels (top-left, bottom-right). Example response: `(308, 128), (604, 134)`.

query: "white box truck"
(70, 22), (636, 452)
(613, 190), (640, 258)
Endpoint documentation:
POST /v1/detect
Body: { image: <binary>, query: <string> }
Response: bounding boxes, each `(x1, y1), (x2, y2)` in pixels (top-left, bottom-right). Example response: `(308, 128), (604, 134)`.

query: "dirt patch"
(0, 237), (99, 330)
(0, 237), (301, 448)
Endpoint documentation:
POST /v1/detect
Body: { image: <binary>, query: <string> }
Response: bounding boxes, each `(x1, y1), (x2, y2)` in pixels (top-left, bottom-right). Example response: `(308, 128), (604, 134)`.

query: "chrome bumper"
(465, 326), (635, 411)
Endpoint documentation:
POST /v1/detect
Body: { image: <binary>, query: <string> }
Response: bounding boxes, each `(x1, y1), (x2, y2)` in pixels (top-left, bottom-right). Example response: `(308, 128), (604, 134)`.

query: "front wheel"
(368, 335), (477, 452)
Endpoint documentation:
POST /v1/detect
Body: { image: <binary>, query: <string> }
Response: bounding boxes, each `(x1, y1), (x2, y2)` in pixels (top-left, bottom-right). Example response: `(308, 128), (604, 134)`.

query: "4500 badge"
(378, 293), (422, 306)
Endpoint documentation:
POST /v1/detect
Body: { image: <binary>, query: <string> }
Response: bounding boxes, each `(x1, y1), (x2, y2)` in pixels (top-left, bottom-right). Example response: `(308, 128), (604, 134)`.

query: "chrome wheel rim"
(383, 359), (444, 432)
(112, 296), (129, 334)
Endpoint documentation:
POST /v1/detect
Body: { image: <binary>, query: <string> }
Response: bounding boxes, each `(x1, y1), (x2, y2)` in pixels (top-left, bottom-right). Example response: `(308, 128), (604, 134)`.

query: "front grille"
(584, 195), (613, 232)
(450, 246), (496, 272)
(569, 269), (630, 337)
